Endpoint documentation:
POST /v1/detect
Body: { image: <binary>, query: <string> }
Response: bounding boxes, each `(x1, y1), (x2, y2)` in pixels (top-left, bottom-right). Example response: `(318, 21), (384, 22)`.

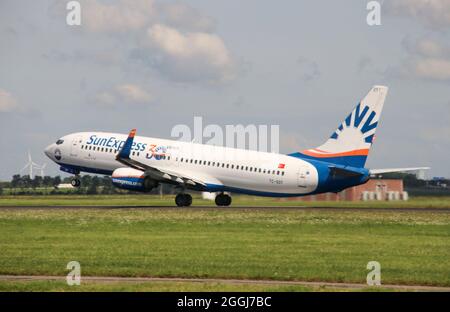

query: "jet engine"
(111, 168), (158, 192)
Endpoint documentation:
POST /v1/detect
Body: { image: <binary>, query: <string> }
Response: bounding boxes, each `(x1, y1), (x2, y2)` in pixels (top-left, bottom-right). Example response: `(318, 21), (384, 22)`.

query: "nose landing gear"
(175, 193), (192, 207)
(215, 193), (232, 206)
(71, 177), (81, 187)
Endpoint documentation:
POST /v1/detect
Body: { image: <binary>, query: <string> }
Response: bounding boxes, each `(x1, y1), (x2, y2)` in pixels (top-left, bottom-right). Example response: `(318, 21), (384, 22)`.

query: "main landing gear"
(175, 193), (192, 207)
(71, 177), (81, 187)
(215, 193), (232, 206)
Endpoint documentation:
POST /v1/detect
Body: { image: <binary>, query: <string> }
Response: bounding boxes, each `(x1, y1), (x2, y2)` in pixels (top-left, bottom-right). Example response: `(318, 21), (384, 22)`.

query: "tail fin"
(291, 85), (388, 168)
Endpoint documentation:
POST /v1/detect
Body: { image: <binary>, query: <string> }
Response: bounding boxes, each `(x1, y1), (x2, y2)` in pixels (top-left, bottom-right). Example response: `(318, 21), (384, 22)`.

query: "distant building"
(56, 183), (75, 189)
(290, 179), (407, 202)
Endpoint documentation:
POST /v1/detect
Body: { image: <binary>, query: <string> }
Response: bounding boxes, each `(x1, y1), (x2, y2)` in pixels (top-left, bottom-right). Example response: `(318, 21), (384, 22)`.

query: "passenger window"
(282, 172), (285, 176)
(277, 170), (280, 175)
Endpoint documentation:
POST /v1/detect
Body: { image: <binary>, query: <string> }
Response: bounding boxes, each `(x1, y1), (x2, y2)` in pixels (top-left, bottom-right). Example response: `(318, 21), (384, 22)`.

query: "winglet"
(117, 129), (136, 159)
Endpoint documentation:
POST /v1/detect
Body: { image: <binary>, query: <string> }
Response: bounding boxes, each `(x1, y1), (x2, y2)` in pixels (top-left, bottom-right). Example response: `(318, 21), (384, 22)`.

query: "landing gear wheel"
(175, 193), (192, 207)
(215, 193), (232, 206)
(184, 194), (192, 207)
(71, 178), (81, 188)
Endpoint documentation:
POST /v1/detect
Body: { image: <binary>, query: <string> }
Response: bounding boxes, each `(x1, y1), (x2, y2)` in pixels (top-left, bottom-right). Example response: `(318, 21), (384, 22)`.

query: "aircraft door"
(297, 166), (308, 188)
(70, 135), (83, 158)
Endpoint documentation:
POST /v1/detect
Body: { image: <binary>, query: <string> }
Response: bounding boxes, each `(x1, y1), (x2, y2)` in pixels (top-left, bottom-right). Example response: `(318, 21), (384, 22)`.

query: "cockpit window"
(56, 139), (64, 145)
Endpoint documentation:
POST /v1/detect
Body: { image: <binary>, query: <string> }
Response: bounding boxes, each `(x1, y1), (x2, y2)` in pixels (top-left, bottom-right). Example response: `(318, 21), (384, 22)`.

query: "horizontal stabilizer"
(329, 166), (365, 178)
(369, 167), (430, 175)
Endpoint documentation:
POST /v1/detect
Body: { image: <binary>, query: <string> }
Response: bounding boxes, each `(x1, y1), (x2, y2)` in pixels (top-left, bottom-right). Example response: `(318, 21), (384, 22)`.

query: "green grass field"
(0, 198), (449, 291)
(0, 194), (450, 208)
(0, 280), (401, 292)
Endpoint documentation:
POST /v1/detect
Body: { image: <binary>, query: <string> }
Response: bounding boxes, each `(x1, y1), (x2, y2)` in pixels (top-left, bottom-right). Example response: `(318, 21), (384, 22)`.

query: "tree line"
(0, 174), (176, 196)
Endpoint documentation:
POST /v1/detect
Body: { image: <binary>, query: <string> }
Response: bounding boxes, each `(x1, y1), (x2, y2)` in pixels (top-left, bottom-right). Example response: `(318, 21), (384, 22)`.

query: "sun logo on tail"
(330, 103), (378, 146)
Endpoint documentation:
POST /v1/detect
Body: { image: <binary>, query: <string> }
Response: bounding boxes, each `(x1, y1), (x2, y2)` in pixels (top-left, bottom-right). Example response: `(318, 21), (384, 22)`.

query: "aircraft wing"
(115, 129), (219, 190)
(369, 167), (430, 175)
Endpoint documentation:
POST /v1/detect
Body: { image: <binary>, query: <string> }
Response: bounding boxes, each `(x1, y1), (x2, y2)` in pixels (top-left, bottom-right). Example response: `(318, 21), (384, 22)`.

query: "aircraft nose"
(44, 144), (54, 159)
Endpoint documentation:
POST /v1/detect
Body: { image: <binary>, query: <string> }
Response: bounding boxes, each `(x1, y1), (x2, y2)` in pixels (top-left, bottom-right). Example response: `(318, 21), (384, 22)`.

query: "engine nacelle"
(111, 168), (158, 192)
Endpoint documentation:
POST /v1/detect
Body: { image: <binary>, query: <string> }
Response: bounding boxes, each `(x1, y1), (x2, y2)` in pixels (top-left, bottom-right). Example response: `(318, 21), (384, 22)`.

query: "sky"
(0, 0), (449, 180)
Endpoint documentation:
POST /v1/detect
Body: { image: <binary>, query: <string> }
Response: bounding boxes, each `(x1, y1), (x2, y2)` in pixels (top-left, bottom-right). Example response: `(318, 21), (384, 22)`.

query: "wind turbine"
(37, 163), (47, 177)
(20, 151), (42, 179)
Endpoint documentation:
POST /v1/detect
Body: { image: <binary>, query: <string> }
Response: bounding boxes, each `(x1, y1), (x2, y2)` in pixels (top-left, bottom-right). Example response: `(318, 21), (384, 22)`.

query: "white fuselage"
(45, 132), (320, 196)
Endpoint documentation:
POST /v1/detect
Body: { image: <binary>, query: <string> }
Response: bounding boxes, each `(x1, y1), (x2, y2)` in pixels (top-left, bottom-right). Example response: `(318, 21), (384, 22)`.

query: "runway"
(1, 275), (449, 292)
(0, 205), (449, 213)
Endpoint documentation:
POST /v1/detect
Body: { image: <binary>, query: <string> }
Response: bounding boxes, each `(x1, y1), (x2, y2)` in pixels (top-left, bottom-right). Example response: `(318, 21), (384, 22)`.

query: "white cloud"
(0, 89), (18, 112)
(95, 84), (152, 106)
(414, 58), (450, 80)
(94, 91), (116, 106)
(82, 0), (156, 33)
(386, 0), (450, 29)
(146, 24), (235, 83)
(49, 1), (236, 84)
(81, 0), (215, 34)
(414, 38), (446, 57)
(159, 2), (216, 32)
(401, 37), (450, 81)
(116, 84), (152, 103)
(403, 37), (450, 58)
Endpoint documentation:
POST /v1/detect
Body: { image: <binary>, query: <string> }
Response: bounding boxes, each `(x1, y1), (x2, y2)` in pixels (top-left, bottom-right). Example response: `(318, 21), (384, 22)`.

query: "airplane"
(44, 85), (428, 206)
